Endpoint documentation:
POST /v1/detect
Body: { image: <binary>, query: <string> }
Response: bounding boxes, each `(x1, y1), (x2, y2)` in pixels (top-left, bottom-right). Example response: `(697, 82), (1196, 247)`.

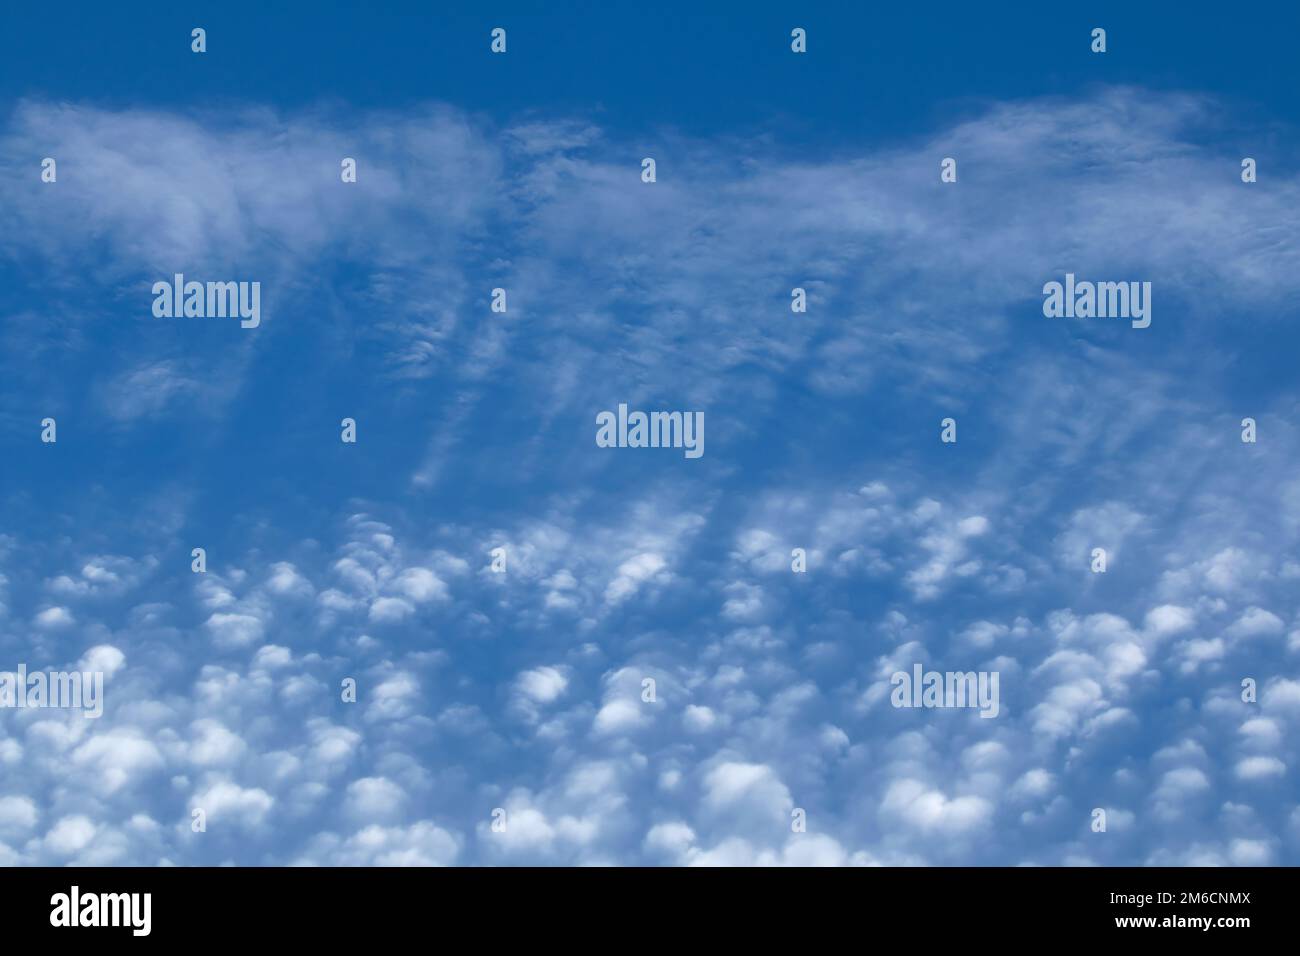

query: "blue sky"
(0, 1), (1298, 865)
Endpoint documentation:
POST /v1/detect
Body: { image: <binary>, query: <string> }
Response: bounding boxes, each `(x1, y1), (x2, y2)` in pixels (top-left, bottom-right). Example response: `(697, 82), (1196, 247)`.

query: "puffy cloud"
(368, 597), (415, 623)
(1225, 607), (1285, 640)
(604, 553), (668, 604)
(297, 821), (461, 866)
(43, 815), (98, 856)
(644, 821), (696, 859)
(0, 796), (38, 833)
(344, 778), (407, 821)
(188, 720), (247, 767)
(192, 781), (275, 828)
(79, 645), (126, 678)
(393, 568), (448, 604)
(516, 666), (569, 705)
(1234, 756), (1286, 781)
(204, 612), (265, 649)
(267, 562), (314, 599)
(70, 731), (165, 793)
(880, 779), (994, 836)
(1144, 605), (1195, 637)
(33, 606), (74, 629)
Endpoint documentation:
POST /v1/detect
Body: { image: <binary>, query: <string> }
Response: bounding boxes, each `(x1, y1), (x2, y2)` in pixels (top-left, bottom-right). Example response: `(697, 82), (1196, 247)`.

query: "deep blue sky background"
(2, 3), (1296, 139)
(0, 2), (1297, 866)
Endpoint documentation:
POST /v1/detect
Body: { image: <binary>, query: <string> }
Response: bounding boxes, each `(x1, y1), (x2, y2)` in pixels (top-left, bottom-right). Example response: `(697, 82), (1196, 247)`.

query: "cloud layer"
(1, 86), (1298, 865)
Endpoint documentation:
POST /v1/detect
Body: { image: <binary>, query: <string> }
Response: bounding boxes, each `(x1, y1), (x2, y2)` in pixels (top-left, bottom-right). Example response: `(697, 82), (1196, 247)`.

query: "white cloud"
(604, 553), (668, 604)
(267, 562), (314, 598)
(192, 780), (274, 828)
(1234, 756), (1285, 781)
(205, 612), (265, 649)
(33, 606), (74, 629)
(345, 777), (407, 821)
(879, 779), (993, 835)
